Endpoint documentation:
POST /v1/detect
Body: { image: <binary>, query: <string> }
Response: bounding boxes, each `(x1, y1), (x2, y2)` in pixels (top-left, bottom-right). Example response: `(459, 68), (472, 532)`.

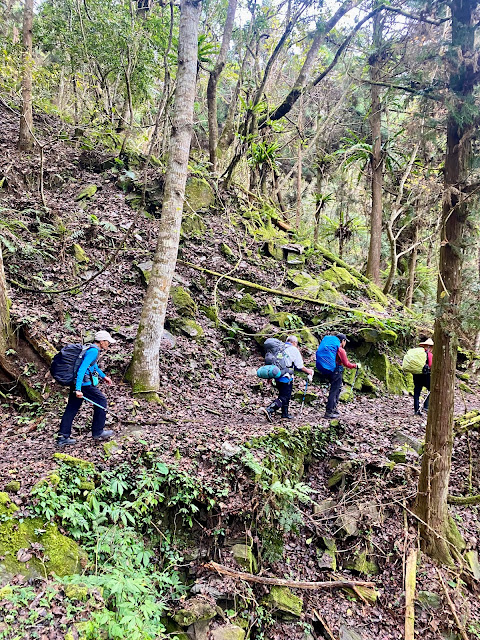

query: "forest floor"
(1, 103), (480, 640)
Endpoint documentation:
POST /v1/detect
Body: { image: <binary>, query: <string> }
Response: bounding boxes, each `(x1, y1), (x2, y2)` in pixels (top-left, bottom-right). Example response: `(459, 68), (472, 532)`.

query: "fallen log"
(204, 561), (375, 590)
(0, 355), (43, 403)
(22, 325), (57, 364)
(405, 548), (417, 640)
(454, 410), (480, 433)
(447, 494), (480, 505)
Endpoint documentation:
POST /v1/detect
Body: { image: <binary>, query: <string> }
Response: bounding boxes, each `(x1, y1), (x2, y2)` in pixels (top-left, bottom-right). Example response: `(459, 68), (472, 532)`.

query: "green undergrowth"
(1, 426), (335, 639)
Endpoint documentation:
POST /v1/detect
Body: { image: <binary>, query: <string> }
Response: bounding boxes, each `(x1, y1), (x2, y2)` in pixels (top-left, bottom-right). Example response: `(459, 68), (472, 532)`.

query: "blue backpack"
(50, 344), (91, 386)
(316, 335), (340, 372)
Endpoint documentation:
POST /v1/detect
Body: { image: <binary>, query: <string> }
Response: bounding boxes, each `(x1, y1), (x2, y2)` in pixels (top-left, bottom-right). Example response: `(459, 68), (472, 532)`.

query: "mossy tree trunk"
(18, 0), (34, 151)
(416, 0), (479, 565)
(0, 245), (12, 355)
(129, 0), (202, 397)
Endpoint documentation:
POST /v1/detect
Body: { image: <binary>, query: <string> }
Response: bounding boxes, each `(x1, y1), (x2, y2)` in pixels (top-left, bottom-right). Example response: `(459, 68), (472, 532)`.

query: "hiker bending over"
(413, 338), (433, 416)
(263, 335), (314, 421)
(316, 333), (359, 420)
(57, 330), (116, 446)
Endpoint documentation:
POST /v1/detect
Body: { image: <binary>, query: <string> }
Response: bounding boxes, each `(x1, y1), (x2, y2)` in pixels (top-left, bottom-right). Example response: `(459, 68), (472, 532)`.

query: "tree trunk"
(207, 0), (237, 172)
(365, 9), (383, 284)
(295, 96), (303, 229)
(128, 0), (202, 397)
(405, 222), (418, 308)
(0, 245), (12, 355)
(415, 0), (479, 565)
(18, 0), (34, 151)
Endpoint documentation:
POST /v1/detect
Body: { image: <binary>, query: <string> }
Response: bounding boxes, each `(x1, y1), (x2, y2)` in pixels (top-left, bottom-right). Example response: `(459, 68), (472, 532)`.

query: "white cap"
(94, 330), (117, 344)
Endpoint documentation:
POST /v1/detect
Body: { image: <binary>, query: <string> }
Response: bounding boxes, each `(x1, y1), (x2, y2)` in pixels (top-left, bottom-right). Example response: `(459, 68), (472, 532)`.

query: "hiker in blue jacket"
(57, 330), (116, 446)
(263, 335), (314, 421)
(316, 333), (359, 419)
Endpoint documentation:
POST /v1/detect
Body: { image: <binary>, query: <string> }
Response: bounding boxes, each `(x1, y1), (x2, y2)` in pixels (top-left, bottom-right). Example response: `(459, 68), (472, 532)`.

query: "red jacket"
(336, 347), (357, 369)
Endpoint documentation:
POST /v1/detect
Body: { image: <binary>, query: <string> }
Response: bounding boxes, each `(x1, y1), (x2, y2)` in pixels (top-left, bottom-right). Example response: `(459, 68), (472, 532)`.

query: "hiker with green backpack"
(402, 338), (433, 416)
(259, 335), (314, 422)
(52, 330), (117, 446)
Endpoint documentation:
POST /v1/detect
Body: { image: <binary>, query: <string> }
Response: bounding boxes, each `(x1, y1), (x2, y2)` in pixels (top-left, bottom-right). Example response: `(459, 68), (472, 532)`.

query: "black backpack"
(263, 338), (294, 377)
(50, 344), (92, 386)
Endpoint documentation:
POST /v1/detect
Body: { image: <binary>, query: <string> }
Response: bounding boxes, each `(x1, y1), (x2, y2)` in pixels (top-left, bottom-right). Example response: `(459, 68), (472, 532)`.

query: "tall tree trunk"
(207, 0), (237, 172)
(295, 97), (303, 229)
(128, 0), (202, 397)
(405, 222), (418, 308)
(366, 9), (383, 284)
(18, 0), (34, 151)
(0, 246), (12, 355)
(415, 0), (479, 565)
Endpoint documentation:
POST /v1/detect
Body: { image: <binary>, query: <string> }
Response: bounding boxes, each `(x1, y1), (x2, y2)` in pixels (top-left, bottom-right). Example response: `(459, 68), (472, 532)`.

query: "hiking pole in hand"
(82, 396), (120, 421)
(300, 379), (309, 415)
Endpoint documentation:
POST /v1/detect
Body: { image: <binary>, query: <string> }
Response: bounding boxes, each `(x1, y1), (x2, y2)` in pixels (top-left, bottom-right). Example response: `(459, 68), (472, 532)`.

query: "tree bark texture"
(366, 10), (383, 285)
(18, 0), (34, 151)
(0, 245), (12, 355)
(207, 0), (237, 172)
(129, 0), (202, 395)
(405, 222), (418, 308)
(416, 0), (479, 565)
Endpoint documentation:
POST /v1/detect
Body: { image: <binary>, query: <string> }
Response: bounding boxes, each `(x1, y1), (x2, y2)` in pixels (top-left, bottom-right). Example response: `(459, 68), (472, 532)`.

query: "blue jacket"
(316, 335), (341, 372)
(75, 346), (105, 391)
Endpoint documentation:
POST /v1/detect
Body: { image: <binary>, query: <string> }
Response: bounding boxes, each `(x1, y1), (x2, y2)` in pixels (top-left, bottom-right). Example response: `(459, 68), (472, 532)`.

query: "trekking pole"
(82, 396), (120, 421)
(300, 379), (309, 415)
(350, 366), (359, 399)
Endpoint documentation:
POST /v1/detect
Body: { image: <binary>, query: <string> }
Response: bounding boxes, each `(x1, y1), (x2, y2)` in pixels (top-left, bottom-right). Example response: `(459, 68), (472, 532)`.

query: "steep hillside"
(2, 105), (480, 640)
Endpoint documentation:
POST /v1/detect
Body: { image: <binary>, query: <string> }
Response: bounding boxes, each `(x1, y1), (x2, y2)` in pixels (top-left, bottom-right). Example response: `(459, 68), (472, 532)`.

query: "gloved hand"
(356, 363), (362, 369)
(307, 373), (313, 383)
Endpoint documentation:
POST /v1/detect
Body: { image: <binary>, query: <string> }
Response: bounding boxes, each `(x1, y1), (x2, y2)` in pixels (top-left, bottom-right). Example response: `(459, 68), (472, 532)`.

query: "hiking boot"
(415, 410), (423, 416)
(262, 402), (278, 423)
(57, 435), (77, 446)
(93, 430), (114, 441)
(324, 411), (339, 419)
(281, 413), (294, 420)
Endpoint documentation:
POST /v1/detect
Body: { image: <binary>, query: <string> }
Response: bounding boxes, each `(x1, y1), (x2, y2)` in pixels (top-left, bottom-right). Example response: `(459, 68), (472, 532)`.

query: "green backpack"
(402, 347), (427, 375)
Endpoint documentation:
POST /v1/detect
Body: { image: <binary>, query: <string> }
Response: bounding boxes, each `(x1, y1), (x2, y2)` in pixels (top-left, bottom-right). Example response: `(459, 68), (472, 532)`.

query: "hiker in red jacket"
(413, 338), (433, 416)
(316, 333), (359, 419)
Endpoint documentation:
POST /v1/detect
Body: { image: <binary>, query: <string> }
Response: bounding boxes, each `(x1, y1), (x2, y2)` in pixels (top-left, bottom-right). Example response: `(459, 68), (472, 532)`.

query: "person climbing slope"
(262, 335), (314, 422)
(56, 330), (116, 445)
(316, 333), (359, 419)
(402, 337), (433, 416)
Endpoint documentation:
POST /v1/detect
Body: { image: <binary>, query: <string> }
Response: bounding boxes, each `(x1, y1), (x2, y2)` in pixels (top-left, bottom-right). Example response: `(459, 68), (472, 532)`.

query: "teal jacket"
(75, 346), (106, 391)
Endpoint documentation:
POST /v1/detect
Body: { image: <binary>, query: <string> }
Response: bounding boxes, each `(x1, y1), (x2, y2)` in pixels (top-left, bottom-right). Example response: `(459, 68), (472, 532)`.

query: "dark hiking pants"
(59, 385), (107, 438)
(273, 380), (293, 416)
(413, 373), (430, 413)
(318, 364), (344, 413)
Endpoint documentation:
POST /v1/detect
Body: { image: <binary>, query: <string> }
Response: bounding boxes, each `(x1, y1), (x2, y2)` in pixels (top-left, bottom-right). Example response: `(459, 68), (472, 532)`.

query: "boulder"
(184, 177), (214, 212)
(298, 327), (319, 350)
(212, 625), (246, 640)
(340, 625), (367, 640)
(366, 282), (388, 305)
(136, 261), (153, 286)
(388, 449), (407, 464)
(264, 586), (303, 618)
(293, 389), (318, 405)
(220, 243), (236, 261)
(393, 430), (424, 455)
(171, 286), (197, 318)
(231, 544), (257, 574)
(75, 184), (98, 200)
(173, 597), (217, 627)
(73, 243), (89, 264)
(182, 213), (206, 238)
(0, 493), (87, 584)
(345, 550), (379, 575)
(232, 294), (257, 312)
(368, 353), (408, 394)
(169, 318), (204, 340)
(4, 481), (20, 493)
(322, 266), (361, 292)
(288, 271), (321, 297)
(417, 590), (442, 609)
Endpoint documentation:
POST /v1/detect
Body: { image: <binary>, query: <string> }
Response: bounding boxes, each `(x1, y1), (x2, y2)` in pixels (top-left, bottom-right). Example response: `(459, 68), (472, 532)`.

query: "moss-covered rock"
(368, 353), (408, 394)
(169, 318), (204, 341)
(322, 266), (361, 292)
(184, 177), (214, 212)
(232, 544), (257, 574)
(298, 327), (319, 350)
(212, 625), (246, 640)
(220, 242), (236, 261)
(171, 286), (197, 318)
(232, 294), (257, 312)
(264, 586), (302, 618)
(53, 453), (95, 472)
(345, 550), (379, 576)
(73, 243), (89, 264)
(75, 184), (98, 200)
(388, 449), (407, 464)
(266, 239), (288, 260)
(103, 440), (122, 458)
(260, 303), (275, 316)
(293, 389), (317, 405)
(459, 382), (474, 394)
(366, 282), (388, 305)
(317, 280), (343, 304)
(4, 481), (20, 493)
(0, 495), (87, 583)
(173, 597), (217, 627)
(358, 327), (397, 343)
(136, 260), (153, 286)
(181, 213), (206, 238)
(288, 271), (321, 297)
(64, 583), (89, 601)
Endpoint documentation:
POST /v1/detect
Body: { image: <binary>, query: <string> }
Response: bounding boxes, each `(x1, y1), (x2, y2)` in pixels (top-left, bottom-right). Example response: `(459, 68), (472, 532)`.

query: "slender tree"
(207, 0), (237, 172)
(128, 0), (202, 397)
(416, 0), (480, 565)
(0, 245), (12, 356)
(18, 0), (34, 151)
(365, 8), (384, 284)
